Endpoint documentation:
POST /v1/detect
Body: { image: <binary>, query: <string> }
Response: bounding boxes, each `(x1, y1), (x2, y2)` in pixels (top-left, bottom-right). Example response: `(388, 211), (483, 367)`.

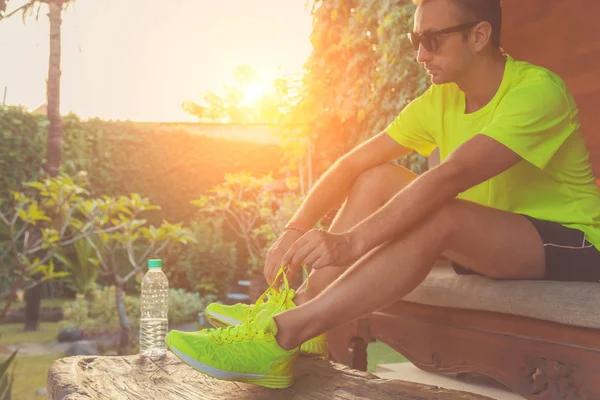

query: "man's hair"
(413, 0), (502, 47)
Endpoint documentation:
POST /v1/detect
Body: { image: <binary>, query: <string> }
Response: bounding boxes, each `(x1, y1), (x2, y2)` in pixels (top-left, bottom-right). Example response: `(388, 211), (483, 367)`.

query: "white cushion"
(404, 267), (600, 329)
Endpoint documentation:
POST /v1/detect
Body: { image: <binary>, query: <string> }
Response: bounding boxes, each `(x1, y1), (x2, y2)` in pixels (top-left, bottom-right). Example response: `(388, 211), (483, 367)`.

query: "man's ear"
(471, 21), (493, 52)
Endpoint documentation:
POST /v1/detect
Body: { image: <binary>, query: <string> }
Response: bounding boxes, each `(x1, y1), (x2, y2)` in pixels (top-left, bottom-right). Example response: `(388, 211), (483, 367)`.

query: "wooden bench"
(328, 265), (600, 400)
(47, 353), (494, 399)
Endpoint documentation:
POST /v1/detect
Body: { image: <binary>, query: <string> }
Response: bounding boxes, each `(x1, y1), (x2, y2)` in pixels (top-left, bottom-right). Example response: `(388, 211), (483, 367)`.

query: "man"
(166, 0), (600, 389)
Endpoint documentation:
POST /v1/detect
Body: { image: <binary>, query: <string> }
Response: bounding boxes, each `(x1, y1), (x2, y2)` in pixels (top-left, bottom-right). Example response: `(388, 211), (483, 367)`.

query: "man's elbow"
(336, 153), (365, 177)
(429, 161), (473, 198)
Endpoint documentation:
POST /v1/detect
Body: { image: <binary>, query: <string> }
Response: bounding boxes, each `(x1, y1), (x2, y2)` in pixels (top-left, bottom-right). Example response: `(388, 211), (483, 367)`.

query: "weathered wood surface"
(47, 353), (493, 400)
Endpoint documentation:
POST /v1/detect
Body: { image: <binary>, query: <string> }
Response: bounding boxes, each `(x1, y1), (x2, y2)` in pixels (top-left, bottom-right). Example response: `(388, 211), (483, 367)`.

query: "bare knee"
(350, 163), (416, 204)
(422, 199), (467, 249)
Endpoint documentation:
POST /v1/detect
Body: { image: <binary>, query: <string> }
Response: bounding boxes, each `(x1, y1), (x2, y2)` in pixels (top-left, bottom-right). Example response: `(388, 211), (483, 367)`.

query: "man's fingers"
(270, 263), (282, 284)
(300, 248), (323, 270)
(264, 259), (273, 282)
(281, 242), (301, 267)
(312, 255), (331, 270)
(281, 236), (306, 268)
(265, 261), (278, 285)
(289, 240), (319, 270)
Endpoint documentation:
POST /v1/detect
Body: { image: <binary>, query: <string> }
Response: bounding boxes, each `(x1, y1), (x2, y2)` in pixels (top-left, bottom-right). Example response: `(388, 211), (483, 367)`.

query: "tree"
(0, 175), (123, 322)
(83, 195), (194, 353)
(0, 0), (70, 177)
(0, 176), (194, 350)
(182, 65), (302, 124)
(1, 0), (73, 330)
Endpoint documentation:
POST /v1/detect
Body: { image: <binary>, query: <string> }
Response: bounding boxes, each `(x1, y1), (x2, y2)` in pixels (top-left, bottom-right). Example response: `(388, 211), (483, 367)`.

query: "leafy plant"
(0, 174), (129, 322)
(60, 294), (89, 329)
(286, 0), (429, 175)
(0, 334), (17, 400)
(192, 172), (307, 275)
(61, 287), (139, 331)
(52, 235), (100, 299)
(164, 218), (237, 299)
(88, 286), (140, 330)
(61, 287), (212, 330)
(0, 174), (196, 351)
(168, 289), (216, 326)
(81, 194), (195, 353)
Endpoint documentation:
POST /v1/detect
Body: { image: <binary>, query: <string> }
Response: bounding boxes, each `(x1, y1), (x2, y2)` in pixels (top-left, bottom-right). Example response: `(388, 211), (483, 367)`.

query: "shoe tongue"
(287, 289), (296, 301)
(253, 309), (278, 335)
(270, 287), (295, 301)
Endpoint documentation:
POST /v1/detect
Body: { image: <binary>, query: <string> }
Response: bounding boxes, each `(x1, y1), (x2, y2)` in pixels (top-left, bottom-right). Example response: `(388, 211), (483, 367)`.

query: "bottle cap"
(148, 259), (162, 269)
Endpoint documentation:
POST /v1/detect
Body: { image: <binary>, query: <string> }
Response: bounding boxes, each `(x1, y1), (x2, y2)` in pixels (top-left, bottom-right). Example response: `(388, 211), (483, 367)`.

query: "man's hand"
(263, 230), (305, 284)
(280, 230), (366, 280)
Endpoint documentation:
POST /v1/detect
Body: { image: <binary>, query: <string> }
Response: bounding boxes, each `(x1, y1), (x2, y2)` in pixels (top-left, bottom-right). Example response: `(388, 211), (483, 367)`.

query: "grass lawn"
(0, 297), (70, 310)
(10, 352), (63, 399)
(0, 322), (62, 346)
(367, 341), (408, 372)
(1, 322), (63, 400)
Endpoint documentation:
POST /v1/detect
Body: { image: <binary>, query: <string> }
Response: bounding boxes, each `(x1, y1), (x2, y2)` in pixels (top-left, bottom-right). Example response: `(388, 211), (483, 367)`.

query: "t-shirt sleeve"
(480, 80), (576, 170)
(384, 87), (437, 157)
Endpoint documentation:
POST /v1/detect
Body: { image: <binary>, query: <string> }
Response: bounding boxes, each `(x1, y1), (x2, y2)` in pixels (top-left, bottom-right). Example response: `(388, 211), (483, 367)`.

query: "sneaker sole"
(167, 343), (295, 389)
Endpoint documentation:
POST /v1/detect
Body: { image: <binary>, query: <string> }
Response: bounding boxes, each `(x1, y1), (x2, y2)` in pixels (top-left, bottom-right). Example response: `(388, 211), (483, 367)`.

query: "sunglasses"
(408, 21), (481, 53)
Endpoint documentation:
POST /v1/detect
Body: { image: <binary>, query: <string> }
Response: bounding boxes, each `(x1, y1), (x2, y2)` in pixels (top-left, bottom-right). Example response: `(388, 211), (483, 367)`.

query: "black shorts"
(452, 215), (600, 282)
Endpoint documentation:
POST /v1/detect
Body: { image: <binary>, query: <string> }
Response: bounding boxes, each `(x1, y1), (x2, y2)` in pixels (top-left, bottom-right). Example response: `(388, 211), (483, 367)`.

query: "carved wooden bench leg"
(366, 301), (600, 400)
(327, 318), (372, 371)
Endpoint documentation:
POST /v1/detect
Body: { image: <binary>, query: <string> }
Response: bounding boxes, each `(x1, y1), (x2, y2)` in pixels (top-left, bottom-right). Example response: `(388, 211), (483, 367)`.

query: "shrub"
(192, 173), (310, 276)
(61, 286), (139, 331)
(60, 294), (89, 328)
(168, 289), (216, 326)
(61, 286), (213, 330)
(164, 219), (237, 299)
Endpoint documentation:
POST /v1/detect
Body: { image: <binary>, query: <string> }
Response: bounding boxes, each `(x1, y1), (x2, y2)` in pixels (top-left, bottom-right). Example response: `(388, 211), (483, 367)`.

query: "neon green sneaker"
(166, 309), (299, 389)
(205, 287), (294, 328)
(205, 267), (328, 358)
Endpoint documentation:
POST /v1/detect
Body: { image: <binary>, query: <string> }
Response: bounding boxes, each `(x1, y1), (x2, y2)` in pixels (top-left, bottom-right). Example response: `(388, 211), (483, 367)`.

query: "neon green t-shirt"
(385, 54), (600, 250)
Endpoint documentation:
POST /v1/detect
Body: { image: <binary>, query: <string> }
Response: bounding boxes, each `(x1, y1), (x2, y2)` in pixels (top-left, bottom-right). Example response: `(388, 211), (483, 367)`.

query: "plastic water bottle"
(140, 259), (169, 357)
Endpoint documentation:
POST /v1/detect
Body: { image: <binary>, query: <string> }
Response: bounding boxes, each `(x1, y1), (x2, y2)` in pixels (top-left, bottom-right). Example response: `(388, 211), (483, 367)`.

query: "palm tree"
(1, 0), (72, 330)
(1, 0), (68, 177)
(45, 0), (64, 177)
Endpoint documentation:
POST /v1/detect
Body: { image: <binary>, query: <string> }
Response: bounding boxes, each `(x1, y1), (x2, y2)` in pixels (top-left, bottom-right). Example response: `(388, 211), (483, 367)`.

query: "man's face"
(413, 0), (474, 84)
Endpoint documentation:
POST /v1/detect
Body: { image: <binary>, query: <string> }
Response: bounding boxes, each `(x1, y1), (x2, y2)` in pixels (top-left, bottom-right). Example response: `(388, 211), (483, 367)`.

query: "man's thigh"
(440, 200), (546, 280)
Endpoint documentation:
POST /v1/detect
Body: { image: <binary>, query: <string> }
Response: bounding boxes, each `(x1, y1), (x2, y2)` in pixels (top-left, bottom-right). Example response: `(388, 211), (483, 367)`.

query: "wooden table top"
(47, 353), (494, 399)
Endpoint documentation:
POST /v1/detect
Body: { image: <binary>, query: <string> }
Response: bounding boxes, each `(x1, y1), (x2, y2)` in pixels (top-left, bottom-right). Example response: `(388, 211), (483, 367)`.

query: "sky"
(0, 0), (313, 121)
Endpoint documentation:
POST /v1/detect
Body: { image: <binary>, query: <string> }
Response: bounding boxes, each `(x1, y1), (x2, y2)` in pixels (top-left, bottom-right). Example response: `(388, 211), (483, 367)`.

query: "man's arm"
(288, 132), (412, 228)
(348, 134), (522, 254)
(263, 132), (410, 283)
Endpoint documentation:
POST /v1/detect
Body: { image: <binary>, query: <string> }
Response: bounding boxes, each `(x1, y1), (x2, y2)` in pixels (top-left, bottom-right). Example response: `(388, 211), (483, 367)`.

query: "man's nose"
(416, 43), (433, 64)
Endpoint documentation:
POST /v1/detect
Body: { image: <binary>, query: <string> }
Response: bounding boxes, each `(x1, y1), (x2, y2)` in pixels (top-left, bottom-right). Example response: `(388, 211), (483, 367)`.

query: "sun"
(241, 82), (267, 106)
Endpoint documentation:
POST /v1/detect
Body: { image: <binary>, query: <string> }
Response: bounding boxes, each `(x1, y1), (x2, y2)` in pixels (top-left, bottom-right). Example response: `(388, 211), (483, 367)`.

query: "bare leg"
(275, 199), (545, 350)
(294, 163), (417, 305)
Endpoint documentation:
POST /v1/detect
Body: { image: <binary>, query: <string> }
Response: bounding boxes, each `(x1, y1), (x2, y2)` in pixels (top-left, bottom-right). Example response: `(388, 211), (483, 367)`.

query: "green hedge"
(0, 107), (284, 225)
(0, 106), (47, 201)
